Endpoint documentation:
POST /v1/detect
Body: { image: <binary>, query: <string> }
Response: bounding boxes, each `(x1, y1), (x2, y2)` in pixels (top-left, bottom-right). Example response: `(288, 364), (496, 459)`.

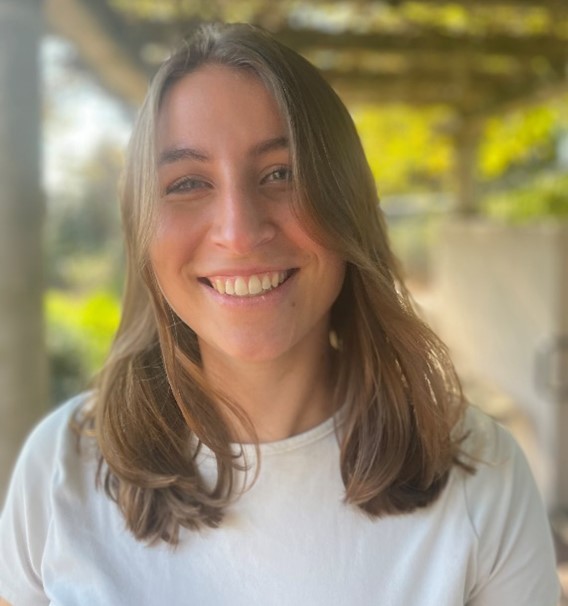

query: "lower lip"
(201, 272), (297, 308)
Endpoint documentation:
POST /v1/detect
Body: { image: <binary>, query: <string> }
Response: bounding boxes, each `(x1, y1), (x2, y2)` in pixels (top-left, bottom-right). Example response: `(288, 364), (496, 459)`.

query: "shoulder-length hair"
(83, 22), (471, 545)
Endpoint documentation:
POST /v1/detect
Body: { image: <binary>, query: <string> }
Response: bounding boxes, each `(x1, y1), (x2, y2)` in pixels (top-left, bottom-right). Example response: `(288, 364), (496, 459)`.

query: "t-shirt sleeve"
(0, 400), (80, 606)
(463, 412), (560, 606)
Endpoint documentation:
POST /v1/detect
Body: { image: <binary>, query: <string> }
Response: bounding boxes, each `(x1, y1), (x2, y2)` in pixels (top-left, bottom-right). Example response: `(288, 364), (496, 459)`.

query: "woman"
(0, 22), (559, 605)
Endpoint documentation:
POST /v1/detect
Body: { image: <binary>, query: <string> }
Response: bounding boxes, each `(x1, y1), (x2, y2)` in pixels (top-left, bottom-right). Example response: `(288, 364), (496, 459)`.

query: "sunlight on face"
(150, 65), (345, 367)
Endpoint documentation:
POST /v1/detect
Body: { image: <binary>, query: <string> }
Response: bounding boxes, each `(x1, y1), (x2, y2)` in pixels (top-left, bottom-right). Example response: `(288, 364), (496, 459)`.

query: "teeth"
(208, 271), (290, 297)
(214, 279), (225, 294)
(234, 277), (247, 296)
(248, 275), (262, 295)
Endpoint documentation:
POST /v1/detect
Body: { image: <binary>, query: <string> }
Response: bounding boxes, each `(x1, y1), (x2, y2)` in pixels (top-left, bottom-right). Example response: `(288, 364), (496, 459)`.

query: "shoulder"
(0, 393), (96, 605)
(12, 392), (95, 479)
(1, 392), (97, 520)
(459, 405), (518, 467)
(456, 405), (539, 533)
(455, 406), (560, 604)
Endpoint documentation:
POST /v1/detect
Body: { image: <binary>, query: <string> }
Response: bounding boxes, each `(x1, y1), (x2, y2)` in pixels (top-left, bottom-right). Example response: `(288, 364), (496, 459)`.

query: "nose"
(211, 184), (277, 254)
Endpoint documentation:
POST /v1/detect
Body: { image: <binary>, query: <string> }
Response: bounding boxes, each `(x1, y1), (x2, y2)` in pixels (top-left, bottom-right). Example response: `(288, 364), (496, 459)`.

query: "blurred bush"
(46, 289), (120, 405)
(481, 172), (568, 224)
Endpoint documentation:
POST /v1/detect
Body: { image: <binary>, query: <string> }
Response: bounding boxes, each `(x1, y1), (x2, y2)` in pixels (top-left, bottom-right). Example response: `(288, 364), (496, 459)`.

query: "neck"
(200, 336), (337, 443)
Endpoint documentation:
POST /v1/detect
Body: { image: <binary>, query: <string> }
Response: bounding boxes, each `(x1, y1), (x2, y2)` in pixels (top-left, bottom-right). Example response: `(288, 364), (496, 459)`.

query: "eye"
(262, 166), (292, 184)
(164, 176), (210, 196)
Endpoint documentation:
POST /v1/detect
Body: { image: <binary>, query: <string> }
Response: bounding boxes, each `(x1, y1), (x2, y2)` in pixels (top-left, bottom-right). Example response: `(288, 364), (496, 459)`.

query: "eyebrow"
(158, 146), (209, 166)
(250, 136), (289, 157)
(157, 136), (289, 167)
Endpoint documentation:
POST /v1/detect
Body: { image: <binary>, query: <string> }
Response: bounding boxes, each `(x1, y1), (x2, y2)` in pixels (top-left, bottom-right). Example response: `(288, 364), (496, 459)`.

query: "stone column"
(0, 0), (47, 504)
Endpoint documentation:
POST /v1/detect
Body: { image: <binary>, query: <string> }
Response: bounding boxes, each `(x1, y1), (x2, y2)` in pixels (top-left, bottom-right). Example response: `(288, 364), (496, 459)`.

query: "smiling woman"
(0, 22), (560, 606)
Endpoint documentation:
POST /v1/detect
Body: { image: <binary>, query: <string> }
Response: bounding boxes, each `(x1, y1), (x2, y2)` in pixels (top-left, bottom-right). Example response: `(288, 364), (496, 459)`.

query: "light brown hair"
(82, 22), (471, 545)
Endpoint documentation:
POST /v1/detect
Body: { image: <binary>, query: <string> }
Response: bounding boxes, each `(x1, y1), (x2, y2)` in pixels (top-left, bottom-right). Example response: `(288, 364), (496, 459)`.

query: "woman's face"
(150, 64), (345, 366)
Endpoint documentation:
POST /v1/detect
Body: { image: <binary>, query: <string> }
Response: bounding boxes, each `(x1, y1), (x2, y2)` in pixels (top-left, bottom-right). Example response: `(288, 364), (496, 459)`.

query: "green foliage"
(48, 251), (125, 297)
(353, 105), (452, 195)
(46, 290), (121, 404)
(46, 141), (124, 290)
(480, 106), (559, 179)
(481, 172), (568, 224)
(399, 3), (557, 35)
(354, 100), (567, 195)
(44, 130), (126, 403)
(109, 0), (567, 35)
(109, 0), (271, 22)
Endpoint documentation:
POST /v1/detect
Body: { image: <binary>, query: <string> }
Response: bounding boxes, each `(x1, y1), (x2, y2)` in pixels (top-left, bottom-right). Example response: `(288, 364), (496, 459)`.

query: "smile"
(202, 270), (295, 297)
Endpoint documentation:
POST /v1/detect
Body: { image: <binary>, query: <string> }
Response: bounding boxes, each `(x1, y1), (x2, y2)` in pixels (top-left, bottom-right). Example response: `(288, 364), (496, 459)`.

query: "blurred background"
(1, 0), (567, 595)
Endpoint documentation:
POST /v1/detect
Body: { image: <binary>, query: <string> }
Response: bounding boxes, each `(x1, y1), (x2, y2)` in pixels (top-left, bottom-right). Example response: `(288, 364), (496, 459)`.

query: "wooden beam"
(45, 0), (148, 106)
(401, 0), (565, 6)
(471, 77), (568, 117)
(325, 66), (561, 110)
(323, 66), (536, 90)
(274, 28), (568, 60)
(322, 0), (566, 7)
(334, 81), (483, 107)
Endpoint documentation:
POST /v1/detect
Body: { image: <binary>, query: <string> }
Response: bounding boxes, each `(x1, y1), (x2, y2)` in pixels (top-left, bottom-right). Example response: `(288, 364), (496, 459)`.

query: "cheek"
(297, 227), (346, 279)
(326, 255), (347, 300)
(317, 245), (347, 305)
(304, 239), (347, 304)
(150, 208), (200, 271)
(153, 207), (188, 246)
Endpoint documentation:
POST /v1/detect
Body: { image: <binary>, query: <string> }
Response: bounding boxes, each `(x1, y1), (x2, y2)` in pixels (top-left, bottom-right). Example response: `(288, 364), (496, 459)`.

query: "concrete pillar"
(0, 0), (47, 504)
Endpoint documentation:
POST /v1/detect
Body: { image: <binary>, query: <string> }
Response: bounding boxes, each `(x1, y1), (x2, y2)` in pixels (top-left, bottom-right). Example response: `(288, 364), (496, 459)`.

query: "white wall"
(433, 219), (568, 509)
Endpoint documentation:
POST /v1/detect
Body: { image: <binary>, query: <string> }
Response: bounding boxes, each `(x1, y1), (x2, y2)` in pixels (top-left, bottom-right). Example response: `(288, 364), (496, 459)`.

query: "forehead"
(156, 64), (287, 151)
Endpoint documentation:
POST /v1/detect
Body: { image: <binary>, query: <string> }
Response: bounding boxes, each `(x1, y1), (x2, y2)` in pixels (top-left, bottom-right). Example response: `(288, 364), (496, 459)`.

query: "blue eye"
(165, 177), (209, 195)
(263, 167), (292, 184)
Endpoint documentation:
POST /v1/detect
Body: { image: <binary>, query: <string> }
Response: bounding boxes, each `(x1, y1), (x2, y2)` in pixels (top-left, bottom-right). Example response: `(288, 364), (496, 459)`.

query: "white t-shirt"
(0, 394), (560, 605)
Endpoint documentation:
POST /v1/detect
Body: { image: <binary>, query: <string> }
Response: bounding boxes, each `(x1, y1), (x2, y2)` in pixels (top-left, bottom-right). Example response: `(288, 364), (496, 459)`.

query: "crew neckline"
(248, 404), (347, 457)
(194, 404), (348, 462)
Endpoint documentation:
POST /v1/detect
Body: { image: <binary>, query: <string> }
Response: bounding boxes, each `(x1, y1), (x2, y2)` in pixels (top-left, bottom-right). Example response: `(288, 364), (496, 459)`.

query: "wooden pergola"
(45, 0), (568, 114)
(43, 0), (568, 215)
